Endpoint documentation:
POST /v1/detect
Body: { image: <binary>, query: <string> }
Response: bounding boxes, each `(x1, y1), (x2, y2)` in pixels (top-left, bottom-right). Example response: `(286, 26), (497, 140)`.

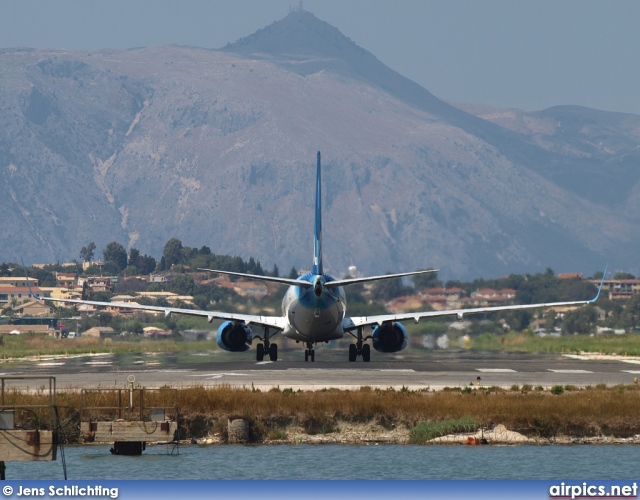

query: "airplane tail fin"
(312, 151), (323, 275)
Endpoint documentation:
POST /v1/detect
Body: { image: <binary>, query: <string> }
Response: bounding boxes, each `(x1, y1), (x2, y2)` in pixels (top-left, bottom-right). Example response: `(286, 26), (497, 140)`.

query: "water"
(6, 444), (639, 480)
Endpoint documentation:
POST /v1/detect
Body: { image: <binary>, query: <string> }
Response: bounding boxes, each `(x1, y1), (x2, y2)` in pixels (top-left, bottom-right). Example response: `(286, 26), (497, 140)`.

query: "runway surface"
(1, 349), (639, 390)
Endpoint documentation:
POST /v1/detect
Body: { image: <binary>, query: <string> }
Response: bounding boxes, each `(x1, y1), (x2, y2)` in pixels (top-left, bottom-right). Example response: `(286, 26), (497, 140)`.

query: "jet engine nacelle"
(216, 321), (252, 352)
(371, 322), (408, 353)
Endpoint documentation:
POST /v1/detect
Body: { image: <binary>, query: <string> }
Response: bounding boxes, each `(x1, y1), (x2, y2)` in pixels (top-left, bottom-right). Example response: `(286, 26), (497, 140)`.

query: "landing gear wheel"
(348, 344), (357, 362)
(257, 344), (264, 361)
(310, 349), (315, 362)
(362, 344), (371, 362)
(305, 350), (309, 362)
(269, 343), (278, 362)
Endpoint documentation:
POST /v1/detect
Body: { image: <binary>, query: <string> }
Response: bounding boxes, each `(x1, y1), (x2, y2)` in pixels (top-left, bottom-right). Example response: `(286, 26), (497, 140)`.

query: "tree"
(613, 272), (636, 280)
(544, 309), (559, 331)
(562, 305), (598, 335)
(80, 242), (96, 262)
(163, 238), (183, 269)
(102, 242), (127, 273)
(288, 266), (299, 279)
(167, 274), (195, 296)
(503, 310), (532, 331)
(123, 265), (139, 276)
(412, 270), (441, 290)
(271, 264), (279, 277)
(618, 294), (640, 330)
(137, 254), (157, 275)
(128, 248), (156, 275)
(128, 248), (141, 267)
(371, 273), (409, 301)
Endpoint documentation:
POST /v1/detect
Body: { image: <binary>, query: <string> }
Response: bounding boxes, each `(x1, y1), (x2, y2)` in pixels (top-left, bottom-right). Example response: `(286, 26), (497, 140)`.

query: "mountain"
(0, 10), (639, 279)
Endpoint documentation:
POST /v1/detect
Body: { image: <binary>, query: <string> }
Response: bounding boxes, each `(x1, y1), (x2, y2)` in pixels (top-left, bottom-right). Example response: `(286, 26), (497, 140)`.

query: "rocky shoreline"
(186, 420), (640, 446)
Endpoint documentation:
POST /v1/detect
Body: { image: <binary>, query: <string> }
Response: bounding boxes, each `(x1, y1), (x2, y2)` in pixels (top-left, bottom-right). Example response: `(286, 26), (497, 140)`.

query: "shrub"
(550, 385), (564, 395)
(409, 417), (479, 444)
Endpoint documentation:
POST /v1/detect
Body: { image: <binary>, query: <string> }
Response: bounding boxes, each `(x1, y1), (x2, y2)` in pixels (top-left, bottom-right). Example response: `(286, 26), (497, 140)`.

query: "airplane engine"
(371, 322), (408, 353)
(216, 321), (252, 352)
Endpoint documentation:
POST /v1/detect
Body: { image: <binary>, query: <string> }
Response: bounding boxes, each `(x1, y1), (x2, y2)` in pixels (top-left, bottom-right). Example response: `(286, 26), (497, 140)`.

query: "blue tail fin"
(312, 151), (323, 275)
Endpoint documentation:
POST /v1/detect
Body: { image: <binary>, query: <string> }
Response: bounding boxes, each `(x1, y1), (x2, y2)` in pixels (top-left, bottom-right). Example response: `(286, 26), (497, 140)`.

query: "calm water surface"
(7, 444), (639, 480)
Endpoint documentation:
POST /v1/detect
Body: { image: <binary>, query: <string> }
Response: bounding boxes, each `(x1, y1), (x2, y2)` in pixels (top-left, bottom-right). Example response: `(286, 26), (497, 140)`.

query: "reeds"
(3, 384), (640, 439)
(138, 384), (640, 436)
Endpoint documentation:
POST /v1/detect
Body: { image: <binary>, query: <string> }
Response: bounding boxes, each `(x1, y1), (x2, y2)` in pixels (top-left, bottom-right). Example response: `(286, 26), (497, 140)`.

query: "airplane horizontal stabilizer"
(198, 268), (313, 287)
(325, 269), (438, 288)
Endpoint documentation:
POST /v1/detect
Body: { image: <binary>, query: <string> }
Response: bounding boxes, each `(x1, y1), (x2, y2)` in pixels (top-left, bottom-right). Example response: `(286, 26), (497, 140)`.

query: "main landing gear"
(304, 342), (315, 362)
(348, 327), (371, 362)
(256, 326), (278, 362)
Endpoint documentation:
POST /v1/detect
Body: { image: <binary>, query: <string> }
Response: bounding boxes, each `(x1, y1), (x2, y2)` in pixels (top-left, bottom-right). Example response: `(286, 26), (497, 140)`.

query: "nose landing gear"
(304, 342), (315, 362)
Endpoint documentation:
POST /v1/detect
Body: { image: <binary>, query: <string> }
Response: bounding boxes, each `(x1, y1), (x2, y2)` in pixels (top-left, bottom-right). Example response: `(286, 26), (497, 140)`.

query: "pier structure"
(0, 377), (59, 479)
(80, 377), (179, 455)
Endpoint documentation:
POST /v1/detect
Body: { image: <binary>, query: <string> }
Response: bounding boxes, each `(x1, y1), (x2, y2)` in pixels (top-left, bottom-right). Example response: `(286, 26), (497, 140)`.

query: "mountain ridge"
(0, 12), (638, 278)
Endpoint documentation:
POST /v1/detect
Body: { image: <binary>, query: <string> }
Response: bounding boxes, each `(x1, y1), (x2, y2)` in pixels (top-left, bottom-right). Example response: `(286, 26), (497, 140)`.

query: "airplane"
(28, 152), (605, 362)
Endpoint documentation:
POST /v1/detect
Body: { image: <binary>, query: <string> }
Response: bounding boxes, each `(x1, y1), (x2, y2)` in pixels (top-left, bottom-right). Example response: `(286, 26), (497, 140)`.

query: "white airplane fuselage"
(281, 273), (347, 342)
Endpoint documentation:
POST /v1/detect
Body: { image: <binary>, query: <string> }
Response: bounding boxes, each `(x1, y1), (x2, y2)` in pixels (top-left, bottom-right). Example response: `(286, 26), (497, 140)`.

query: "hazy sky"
(1, 0), (638, 114)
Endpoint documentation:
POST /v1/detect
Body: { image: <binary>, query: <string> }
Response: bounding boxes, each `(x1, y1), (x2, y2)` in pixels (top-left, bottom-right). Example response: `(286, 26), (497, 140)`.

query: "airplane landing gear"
(304, 342), (315, 362)
(348, 327), (371, 362)
(256, 326), (278, 362)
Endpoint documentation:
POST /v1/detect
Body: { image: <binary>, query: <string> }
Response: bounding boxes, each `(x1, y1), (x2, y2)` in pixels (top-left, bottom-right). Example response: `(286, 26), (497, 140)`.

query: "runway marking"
(124, 369), (195, 373)
(476, 368), (516, 373)
(621, 370), (640, 374)
(378, 369), (415, 372)
(85, 361), (112, 365)
(189, 373), (249, 378)
(547, 369), (592, 373)
(620, 360), (640, 365)
(256, 361), (273, 365)
(37, 362), (65, 366)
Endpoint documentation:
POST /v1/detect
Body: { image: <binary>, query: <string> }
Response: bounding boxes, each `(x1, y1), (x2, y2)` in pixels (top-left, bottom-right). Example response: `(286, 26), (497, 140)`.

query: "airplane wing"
(36, 295), (288, 330)
(343, 276), (605, 330)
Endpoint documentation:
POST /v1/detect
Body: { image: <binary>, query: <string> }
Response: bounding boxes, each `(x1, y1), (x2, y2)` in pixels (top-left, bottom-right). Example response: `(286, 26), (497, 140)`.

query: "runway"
(1, 349), (639, 390)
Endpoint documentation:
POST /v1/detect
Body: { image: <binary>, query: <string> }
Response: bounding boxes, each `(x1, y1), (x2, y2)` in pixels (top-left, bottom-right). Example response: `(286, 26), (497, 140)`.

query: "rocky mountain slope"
(1, 10), (638, 279)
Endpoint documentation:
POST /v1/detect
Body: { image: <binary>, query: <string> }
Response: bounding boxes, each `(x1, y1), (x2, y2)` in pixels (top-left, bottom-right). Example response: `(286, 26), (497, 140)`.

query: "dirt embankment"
(180, 416), (640, 446)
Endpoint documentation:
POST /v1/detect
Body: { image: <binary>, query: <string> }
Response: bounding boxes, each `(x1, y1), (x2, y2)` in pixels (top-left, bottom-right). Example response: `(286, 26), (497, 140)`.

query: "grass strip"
(409, 416), (479, 443)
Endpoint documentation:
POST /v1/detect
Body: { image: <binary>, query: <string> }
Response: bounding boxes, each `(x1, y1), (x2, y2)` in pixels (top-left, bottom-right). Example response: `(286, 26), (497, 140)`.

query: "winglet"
(312, 151), (323, 275)
(21, 258), (40, 300)
(589, 264), (608, 303)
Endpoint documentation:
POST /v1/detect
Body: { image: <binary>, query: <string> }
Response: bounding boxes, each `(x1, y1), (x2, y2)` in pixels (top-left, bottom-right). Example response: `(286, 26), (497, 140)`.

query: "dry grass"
(153, 384), (640, 436)
(4, 385), (640, 439)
